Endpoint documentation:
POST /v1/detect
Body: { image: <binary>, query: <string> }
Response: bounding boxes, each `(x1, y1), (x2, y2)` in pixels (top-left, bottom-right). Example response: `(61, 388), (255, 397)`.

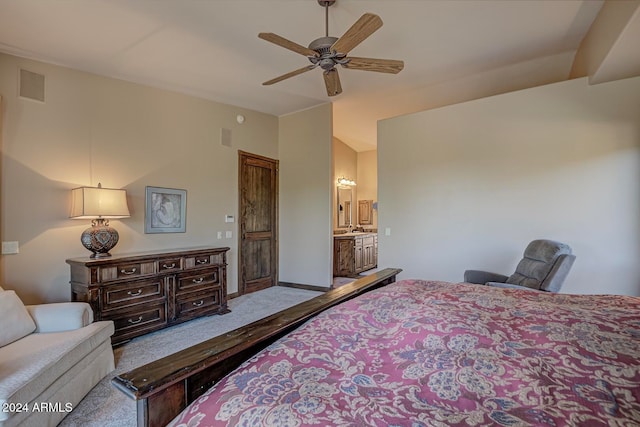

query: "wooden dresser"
(67, 246), (230, 345)
(333, 233), (378, 277)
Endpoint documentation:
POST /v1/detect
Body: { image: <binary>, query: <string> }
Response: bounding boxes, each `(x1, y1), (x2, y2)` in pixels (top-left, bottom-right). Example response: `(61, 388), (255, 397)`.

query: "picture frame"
(145, 186), (187, 233)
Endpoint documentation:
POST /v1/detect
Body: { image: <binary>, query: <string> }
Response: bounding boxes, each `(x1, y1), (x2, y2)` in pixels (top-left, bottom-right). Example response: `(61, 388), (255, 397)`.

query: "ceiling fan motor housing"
(309, 36), (347, 70)
(309, 36), (338, 54)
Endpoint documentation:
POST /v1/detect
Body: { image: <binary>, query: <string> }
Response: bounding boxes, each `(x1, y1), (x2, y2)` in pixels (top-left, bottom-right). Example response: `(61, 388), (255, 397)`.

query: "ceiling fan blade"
(331, 13), (383, 55)
(258, 32), (318, 57)
(343, 57), (404, 74)
(323, 69), (342, 97)
(263, 65), (316, 86)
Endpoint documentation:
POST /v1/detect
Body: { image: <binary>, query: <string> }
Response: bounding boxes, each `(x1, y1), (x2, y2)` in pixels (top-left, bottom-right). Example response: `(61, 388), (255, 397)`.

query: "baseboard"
(278, 281), (330, 293)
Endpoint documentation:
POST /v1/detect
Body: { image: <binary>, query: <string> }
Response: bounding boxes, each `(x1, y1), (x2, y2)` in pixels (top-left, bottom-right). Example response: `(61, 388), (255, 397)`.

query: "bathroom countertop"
(333, 231), (376, 237)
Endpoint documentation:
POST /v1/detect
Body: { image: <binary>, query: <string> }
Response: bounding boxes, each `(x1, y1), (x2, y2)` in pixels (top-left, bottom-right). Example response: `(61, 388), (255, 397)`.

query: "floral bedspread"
(169, 280), (640, 426)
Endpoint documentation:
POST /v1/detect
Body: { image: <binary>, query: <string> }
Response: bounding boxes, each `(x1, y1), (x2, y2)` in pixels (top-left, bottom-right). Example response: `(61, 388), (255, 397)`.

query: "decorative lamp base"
(80, 219), (119, 258)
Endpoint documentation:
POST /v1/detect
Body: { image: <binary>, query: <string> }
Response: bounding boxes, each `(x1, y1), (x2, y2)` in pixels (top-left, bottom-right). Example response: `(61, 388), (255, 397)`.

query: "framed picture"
(145, 186), (187, 233)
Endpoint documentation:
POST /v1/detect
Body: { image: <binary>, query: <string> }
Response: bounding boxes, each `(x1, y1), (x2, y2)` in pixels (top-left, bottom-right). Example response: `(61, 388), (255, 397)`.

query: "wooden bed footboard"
(112, 268), (402, 427)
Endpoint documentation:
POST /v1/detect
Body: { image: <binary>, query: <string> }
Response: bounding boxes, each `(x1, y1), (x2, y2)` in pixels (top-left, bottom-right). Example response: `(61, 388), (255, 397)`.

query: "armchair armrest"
(25, 302), (94, 333)
(464, 270), (509, 284)
(485, 281), (540, 291)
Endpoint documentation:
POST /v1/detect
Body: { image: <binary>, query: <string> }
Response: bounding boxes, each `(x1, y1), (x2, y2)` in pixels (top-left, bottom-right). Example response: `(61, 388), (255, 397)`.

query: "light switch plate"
(225, 231), (232, 238)
(225, 215), (235, 223)
(2, 241), (19, 254)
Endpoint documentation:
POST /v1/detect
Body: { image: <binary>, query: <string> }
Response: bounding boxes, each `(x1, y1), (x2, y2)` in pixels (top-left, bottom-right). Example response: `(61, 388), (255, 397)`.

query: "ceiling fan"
(258, 0), (404, 97)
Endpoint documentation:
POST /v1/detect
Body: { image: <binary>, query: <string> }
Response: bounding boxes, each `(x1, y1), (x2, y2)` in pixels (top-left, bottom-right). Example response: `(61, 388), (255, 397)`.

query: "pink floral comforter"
(169, 280), (640, 426)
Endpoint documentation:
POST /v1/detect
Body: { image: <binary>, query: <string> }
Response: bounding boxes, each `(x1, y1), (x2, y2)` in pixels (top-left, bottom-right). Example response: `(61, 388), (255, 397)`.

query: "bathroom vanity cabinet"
(333, 233), (378, 277)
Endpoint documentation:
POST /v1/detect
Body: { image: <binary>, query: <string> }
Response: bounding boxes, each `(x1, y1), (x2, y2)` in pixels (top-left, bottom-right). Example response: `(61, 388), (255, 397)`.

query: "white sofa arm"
(25, 302), (94, 333)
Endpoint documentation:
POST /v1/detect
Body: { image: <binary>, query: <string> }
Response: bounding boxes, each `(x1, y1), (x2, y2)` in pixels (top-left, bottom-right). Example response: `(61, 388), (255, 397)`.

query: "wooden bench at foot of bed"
(112, 268), (402, 427)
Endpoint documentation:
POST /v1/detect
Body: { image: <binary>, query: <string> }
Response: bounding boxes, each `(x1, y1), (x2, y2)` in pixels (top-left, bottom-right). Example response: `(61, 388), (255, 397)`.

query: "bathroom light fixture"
(69, 183), (130, 258)
(337, 177), (356, 187)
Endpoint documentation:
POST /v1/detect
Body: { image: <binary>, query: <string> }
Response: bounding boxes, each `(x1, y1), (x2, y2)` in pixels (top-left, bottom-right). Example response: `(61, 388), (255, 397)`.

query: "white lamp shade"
(70, 186), (130, 219)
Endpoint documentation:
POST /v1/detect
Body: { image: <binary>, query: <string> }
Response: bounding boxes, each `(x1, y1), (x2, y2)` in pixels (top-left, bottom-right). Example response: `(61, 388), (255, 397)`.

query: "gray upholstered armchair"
(464, 239), (575, 293)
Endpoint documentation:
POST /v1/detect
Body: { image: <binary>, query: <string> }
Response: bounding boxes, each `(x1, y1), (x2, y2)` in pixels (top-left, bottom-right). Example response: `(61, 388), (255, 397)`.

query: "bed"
(166, 278), (640, 426)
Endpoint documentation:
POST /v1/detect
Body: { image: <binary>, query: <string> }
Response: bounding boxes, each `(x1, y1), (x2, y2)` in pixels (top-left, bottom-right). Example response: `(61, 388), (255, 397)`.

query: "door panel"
(245, 165), (273, 232)
(239, 152), (278, 295)
(244, 239), (272, 281)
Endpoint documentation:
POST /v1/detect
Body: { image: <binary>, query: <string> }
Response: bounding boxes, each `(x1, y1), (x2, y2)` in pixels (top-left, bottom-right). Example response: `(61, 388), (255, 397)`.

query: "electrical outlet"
(217, 231), (222, 239)
(225, 231), (232, 239)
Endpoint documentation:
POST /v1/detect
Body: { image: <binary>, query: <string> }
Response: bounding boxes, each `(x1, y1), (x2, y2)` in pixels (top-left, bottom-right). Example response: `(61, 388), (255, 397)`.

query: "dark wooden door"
(238, 151), (278, 295)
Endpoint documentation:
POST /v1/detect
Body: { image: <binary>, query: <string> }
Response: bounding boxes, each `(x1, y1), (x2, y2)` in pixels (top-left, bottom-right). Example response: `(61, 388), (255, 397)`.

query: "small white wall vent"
(19, 68), (45, 102)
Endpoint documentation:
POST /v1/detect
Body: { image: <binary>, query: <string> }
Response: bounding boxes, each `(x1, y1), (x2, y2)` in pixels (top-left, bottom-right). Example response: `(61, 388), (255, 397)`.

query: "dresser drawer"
(158, 257), (182, 272)
(96, 260), (156, 282)
(106, 302), (168, 343)
(176, 268), (220, 293)
(116, 262), (144, 278)
(101, 278), (165, 310)
(175, 289), (221, 320)
(184, 252), (225, 269)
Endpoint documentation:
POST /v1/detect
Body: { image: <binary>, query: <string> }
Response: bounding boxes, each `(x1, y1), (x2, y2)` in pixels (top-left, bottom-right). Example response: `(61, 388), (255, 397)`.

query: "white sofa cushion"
(2, 338), (115, 427)
(0, 291), (36, 347)
(0, 320), (114, 418)
(26, 302), (94, 332)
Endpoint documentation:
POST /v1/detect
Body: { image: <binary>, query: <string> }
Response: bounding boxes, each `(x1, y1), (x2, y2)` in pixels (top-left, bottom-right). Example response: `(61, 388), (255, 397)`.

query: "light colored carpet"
(58, 286), (323, 427)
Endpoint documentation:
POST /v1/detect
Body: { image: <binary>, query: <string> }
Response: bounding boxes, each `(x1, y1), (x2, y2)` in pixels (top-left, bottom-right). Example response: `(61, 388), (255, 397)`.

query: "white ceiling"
(0, 0), (618, 151)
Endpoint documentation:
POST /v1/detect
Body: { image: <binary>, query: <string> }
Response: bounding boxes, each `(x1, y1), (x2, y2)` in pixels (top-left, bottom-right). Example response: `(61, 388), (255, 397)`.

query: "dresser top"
(66, 246), (230, 266)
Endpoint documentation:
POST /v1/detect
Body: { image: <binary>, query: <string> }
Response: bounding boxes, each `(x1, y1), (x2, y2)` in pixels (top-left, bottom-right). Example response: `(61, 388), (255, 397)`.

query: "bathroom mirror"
(337, 187), (352, 228)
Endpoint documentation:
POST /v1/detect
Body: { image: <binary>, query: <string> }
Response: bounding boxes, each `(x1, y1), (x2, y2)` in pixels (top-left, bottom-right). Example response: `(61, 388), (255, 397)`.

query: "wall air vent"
(220, 128), (232, 147)
(19, 68), (45, 102)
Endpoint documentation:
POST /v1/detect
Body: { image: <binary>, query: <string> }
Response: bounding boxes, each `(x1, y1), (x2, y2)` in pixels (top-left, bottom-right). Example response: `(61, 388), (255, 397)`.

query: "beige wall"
(0, 95), (3, 282)
(279, 104), (333, 288)
(332, 137), (357, 229)
(357, 150), (377, 229)
(0, 53), (279, 303)
(332, 141), (378, 230)
(379, 76), (640, 296)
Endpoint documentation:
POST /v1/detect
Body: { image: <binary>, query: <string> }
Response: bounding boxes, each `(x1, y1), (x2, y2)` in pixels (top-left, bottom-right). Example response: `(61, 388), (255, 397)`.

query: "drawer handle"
(192, 300), (204, 307)
(120, 268), (137, 275)
(162, 263), (176, 269)
(128, 316), (143, 324)
(196, 259), (209, 265)
(127, 289), (143, 297)
(192, 277), (204, 284)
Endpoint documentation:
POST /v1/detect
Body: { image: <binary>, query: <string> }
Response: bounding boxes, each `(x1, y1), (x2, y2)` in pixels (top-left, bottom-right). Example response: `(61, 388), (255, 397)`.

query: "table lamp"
(70, 183), (130, 258)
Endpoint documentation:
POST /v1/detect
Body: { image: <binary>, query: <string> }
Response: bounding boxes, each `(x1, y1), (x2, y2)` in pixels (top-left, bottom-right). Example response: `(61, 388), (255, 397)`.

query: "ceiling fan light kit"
(259, 0), (404, 97)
